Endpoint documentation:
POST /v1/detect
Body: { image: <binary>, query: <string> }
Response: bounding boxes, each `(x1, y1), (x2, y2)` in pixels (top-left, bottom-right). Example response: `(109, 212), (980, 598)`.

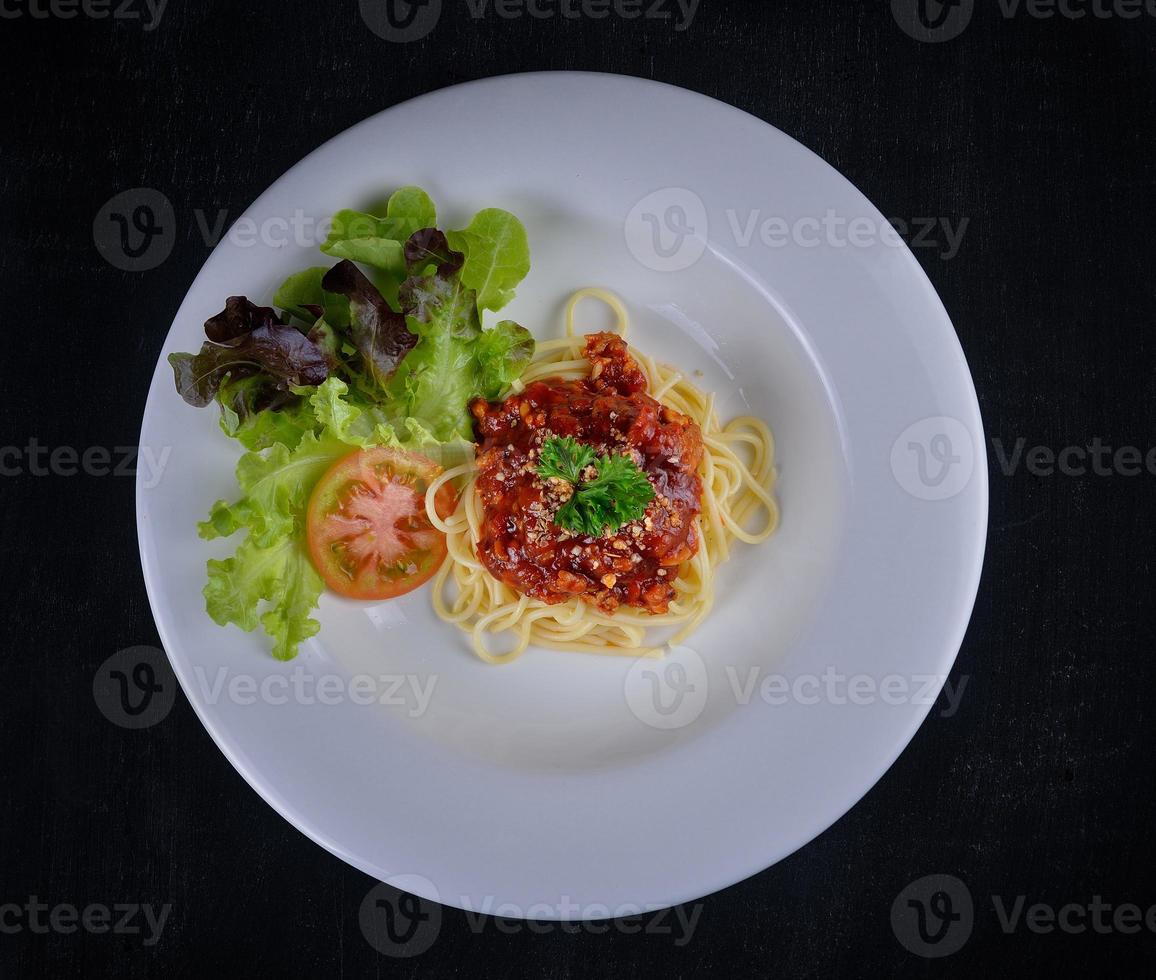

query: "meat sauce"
(469, 332), (704, 614)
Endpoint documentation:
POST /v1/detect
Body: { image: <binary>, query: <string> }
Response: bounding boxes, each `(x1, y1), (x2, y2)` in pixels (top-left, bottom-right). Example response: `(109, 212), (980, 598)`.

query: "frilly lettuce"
(446, 208), (531, 316)
(272, 267), (350, 329)
(198, 379), (473, 659)
(171, 186), (533, 659)
(320, 186), (437, 303)
(384, 230), (533, 440)
(168, 298), (330, 408)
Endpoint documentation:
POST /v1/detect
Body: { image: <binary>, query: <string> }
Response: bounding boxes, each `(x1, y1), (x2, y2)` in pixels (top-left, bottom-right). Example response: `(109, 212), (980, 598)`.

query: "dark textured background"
(3, 0), (1155, 974)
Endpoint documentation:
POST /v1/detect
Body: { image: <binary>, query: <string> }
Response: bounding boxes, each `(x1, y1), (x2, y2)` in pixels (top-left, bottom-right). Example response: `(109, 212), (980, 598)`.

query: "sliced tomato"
(305, 447), (457, 600)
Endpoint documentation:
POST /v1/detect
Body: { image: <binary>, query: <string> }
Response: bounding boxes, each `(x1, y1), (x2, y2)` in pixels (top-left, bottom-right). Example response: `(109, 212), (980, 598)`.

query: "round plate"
(137, 72), (986, 919)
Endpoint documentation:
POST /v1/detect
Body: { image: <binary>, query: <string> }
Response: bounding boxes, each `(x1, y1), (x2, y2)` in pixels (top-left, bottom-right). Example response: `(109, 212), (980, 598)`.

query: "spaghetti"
(426, 288), (778, 664)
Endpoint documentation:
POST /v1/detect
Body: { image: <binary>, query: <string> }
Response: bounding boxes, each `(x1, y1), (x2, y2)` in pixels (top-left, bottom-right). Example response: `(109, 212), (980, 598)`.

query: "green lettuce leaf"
(310, 377), (474, 469)
(196, 377), (475, 659)
(178, 188), (536, 661)
(272, 267), (350, 329)
(216, 376), (316, 452)
(474, 318), (537, 395)
(446, 208), (531, 315)
(204, 535), (325, 661)
(307, 377), (400, 449)
(198, 428), (352, 547)
(220, 399), (316, 453)
(386, 186), (438, 232)
(320, 186), (437, 277)
(383, 231), (534, 441)
(197, 391), (360, 659)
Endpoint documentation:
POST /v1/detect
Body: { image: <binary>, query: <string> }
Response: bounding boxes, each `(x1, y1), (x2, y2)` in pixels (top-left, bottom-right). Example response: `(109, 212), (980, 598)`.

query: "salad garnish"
(170, 187), (533, 659)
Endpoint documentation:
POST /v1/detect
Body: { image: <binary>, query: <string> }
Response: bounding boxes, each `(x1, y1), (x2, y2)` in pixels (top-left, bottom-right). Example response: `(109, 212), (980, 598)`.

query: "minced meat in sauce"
(469, 332), (704, 614)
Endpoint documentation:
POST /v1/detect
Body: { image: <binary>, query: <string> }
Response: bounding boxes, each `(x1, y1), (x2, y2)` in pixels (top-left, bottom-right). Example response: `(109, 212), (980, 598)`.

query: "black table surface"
(4, 0), (1155, 975)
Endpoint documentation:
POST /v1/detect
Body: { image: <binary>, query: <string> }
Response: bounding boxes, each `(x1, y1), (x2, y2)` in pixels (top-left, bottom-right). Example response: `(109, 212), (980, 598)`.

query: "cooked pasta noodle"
(426, 288), (778, 664)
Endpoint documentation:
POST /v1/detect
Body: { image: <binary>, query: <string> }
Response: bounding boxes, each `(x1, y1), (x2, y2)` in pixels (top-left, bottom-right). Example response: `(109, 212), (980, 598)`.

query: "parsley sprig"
(536, 435), (655, 537)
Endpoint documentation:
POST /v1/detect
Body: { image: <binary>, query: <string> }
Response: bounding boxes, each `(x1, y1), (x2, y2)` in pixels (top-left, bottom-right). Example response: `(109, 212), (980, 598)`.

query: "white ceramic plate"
(137, 72), (986, 919)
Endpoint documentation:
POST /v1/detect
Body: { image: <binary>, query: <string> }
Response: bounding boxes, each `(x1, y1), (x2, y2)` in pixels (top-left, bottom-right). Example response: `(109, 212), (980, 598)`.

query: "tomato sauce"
(469, 333), (704, 614)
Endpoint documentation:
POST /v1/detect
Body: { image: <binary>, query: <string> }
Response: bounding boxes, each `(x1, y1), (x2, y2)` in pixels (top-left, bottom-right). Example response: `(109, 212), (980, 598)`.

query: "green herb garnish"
(536, 435), (655, 537)
(536, 434), (597, 484)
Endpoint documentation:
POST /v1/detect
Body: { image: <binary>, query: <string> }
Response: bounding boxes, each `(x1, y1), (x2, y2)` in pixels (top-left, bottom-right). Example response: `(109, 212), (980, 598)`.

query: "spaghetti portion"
(469, 332), (704, 615)
(427, 288), (779, 664)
